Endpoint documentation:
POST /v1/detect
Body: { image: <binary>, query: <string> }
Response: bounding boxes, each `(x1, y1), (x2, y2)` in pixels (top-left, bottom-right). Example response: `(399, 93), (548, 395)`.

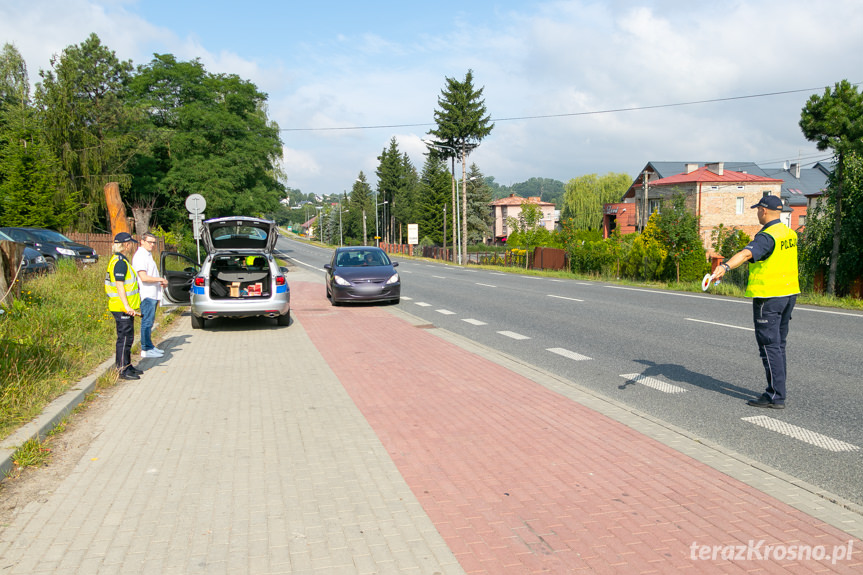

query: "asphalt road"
(277, 237), (863, 508)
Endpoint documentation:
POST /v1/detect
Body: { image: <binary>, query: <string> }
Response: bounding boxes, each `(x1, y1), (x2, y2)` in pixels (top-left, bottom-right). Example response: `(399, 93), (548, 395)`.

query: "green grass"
(0, 260), (180, 440)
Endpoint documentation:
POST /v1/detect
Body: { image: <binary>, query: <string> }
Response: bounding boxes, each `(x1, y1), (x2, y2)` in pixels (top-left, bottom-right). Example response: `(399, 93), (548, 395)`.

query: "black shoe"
(127, 366), (144, 375)
(119, 371), (140, 381)
(747, 395), (785, 409)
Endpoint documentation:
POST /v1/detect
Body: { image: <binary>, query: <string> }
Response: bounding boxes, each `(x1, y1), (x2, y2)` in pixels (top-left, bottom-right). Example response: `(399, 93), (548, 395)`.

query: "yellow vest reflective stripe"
(745, 223), (800, 298)
(105, 254), (141, 311)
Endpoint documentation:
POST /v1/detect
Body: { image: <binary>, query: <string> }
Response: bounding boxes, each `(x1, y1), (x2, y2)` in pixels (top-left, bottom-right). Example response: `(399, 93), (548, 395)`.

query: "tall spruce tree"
(0, 44), (68, 227)
(428, 70), (493, 261)
(417, 154), (452, 246)
(465, 163), (493, 244)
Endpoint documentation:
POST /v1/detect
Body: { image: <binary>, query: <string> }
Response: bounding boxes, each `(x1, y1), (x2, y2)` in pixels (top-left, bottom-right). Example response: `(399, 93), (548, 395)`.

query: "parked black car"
(0, 229), (51, 275)
(0, 227), (99, 266)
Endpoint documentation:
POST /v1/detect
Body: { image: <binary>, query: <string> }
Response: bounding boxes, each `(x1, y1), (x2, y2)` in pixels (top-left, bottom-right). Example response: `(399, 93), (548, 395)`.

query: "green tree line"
(0, 35), (285, 236)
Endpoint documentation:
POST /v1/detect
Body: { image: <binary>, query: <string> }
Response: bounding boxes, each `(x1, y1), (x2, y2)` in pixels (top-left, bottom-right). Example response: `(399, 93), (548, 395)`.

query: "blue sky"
(3, 1), (863, 198)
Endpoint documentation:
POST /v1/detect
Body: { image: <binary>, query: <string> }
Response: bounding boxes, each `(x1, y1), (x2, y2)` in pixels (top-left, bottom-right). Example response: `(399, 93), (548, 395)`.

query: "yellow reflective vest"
(745, 223), (800, 298)
(105, 254), (141, 311)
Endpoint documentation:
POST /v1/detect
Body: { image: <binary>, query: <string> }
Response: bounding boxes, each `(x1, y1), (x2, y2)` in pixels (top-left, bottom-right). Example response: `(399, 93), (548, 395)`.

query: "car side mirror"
(323, 264), (332, 271)
(392, 262), (399, 267)
(279, 266), (289, 274)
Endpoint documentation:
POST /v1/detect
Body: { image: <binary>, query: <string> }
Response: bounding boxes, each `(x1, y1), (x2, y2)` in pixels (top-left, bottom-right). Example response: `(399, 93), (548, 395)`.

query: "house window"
(648, 198), (662, 215)
(798, 215), (806, 227)
(763, 190), (771, 197)
(736, 197), (744, 215)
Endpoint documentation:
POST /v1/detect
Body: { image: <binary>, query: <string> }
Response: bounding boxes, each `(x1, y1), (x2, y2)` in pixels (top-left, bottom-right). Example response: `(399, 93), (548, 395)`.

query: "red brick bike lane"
(292, 282), (861, 574)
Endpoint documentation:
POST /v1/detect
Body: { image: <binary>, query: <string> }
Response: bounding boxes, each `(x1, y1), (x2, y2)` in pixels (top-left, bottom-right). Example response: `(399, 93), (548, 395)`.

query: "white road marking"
(415, 302), (432, 307)
(490, 272), (506, 276)
(620, 373), (687, 394)
(742, 416), (860, 452)
(576, 282), (592, 286)
(436, 309), (456, 315)
(686, 318), (754, 331)
(476, 283), (497, 288)
(462, 318), (487, 326)
(548, 294), (584, 302)
(547, 348), (591, 361)
(498, 331), (530, 340)
(432, 275), (447, 279)
(606, 285), (749, 304)
(401, 296), (413, 300)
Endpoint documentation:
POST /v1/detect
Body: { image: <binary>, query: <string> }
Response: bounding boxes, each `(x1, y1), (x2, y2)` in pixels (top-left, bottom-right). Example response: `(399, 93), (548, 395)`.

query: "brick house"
(603, 161), (829, 254)
(490, 194), (557, 244)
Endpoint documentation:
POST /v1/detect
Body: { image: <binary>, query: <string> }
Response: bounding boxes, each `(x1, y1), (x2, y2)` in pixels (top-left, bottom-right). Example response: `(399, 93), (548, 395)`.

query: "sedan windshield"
(28, 229), (72, 242)
(336, 250), (390, 267)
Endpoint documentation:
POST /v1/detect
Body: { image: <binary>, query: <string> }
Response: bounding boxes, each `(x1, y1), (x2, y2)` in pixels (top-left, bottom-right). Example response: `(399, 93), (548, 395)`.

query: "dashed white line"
(548, 294), (584, 302)
(415, 302), (432, 307)
(620, 373), (687, 394)
(462, 318), (487, 326)
(686, 318), (753, 331)
(436, 309), (456, 315)
(432, 275), (447, 279)
(547, 348), (591, 361)
(490, 272), (506, 276)
(498, 331), (530, 340)
(476, 283), (497, 288)
(742, 416), (860, 452)
(401, 296), (413, 300)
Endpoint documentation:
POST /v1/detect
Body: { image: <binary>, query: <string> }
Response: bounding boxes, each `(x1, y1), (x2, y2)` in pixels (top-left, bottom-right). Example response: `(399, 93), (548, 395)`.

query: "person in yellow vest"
(105, 232), (143, 381)
(712, 195), (799, 409)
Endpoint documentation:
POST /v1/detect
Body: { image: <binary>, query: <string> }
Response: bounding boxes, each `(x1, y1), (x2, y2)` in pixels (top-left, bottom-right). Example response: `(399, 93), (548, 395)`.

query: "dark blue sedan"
(324, 247), (400, 306)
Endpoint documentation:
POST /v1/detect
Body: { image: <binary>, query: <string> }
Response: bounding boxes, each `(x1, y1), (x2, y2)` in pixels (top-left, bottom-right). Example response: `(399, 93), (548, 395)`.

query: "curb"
(0, 356), (116, 478)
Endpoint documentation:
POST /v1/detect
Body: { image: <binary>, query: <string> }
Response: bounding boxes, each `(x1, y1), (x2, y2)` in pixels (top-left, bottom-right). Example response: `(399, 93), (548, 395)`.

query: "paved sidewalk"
(1, 268), (861, 573)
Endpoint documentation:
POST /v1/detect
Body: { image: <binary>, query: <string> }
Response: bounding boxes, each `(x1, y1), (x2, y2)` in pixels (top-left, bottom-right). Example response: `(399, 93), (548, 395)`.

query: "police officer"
(712, 195), (799, 409)
(105, 232), (143, 380)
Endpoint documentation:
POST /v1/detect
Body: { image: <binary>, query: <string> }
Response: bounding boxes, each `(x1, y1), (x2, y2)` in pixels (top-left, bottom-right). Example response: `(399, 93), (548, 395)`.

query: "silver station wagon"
(161, 216), (291, 329)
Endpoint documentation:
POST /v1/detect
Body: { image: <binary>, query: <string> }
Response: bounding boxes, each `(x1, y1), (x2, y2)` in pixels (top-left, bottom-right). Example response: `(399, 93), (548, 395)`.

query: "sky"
(2, 0), (862, 199)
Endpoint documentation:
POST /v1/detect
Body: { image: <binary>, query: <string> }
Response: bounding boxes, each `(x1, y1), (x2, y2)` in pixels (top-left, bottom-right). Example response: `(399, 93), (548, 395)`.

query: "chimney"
(706, 162), (724, 176)
(790, 162), (801, 178)
(685, 163), (698, 174)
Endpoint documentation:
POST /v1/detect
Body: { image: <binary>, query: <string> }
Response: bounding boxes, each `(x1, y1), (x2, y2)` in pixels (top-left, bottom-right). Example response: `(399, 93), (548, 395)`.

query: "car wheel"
(277, 311), (291, 326)
(191, 314), (205, 329)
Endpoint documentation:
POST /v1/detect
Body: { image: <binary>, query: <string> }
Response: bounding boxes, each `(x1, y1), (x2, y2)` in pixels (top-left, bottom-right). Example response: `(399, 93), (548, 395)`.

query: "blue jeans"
(140, 298), (158, 351)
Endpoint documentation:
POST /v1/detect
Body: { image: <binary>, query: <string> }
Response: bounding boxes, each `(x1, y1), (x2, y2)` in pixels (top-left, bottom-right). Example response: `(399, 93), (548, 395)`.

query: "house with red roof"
(490, 194), (557, 244)
(603, 161), (828, 255)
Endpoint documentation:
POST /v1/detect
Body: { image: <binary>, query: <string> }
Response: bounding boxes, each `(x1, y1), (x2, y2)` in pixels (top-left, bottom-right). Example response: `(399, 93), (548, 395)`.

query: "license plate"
(82, 258), (96, 263)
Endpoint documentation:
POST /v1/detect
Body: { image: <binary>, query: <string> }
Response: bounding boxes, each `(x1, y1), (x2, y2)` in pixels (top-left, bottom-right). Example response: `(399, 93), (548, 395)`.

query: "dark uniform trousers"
(753, 295), (796, 404)
(111, 311), (135, 374)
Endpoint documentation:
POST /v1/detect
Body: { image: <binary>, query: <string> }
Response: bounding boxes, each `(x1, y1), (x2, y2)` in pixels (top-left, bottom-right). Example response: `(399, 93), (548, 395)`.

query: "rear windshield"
(210, 225), (269, 250)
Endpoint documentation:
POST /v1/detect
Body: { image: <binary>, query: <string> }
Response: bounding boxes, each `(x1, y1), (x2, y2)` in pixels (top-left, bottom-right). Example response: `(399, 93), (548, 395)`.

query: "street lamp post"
(375, 194), (388, 247)
(315, 206), (323, 242)
(422, 139), (460, 263)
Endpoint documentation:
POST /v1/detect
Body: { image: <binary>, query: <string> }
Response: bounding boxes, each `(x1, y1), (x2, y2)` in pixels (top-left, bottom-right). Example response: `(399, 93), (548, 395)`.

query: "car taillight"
(275, 276), (286, 286)
(194, 277), (205, 287)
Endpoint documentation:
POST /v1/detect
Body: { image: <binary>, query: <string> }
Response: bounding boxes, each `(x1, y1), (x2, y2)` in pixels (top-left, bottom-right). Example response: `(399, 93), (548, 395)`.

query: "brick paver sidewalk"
(293, 281), (862, 574)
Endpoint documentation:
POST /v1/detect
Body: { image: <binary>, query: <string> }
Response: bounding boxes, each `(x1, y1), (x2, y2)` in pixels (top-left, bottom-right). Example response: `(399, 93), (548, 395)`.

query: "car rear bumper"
(191, 295), (290, 319)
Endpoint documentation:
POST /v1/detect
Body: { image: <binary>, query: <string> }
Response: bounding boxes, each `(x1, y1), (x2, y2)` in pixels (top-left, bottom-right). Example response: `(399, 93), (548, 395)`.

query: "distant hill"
(485, 176), (566, 206)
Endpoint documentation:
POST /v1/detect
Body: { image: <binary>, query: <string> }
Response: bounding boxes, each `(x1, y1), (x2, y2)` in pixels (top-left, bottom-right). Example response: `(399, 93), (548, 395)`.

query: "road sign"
(185, 193), (206, 215)
(408, 223), (418, 245)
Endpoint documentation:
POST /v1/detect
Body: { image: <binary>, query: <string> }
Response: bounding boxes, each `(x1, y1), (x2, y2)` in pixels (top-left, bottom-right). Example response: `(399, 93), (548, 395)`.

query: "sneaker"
(747, 395), (785, 409)
(141, 348), (164, 358)
(127, 365), (144, 374)
(119, 371), (140, 381)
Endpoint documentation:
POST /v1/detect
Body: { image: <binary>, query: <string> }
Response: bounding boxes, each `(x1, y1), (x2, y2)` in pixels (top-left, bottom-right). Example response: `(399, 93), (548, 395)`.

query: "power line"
(279, 83), (861, 133)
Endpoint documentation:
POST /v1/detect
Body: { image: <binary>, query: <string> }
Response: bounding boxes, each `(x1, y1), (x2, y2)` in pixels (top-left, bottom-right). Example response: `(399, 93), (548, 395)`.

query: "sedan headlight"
(385, 273), (399, 285)
(333, 275), (351, 286)
(56, 247), (76, 256)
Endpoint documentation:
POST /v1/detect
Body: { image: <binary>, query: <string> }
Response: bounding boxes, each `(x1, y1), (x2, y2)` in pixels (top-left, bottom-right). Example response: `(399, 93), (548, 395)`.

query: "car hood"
(333, 265), (398, 281)
(201, 217), (278, 253)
